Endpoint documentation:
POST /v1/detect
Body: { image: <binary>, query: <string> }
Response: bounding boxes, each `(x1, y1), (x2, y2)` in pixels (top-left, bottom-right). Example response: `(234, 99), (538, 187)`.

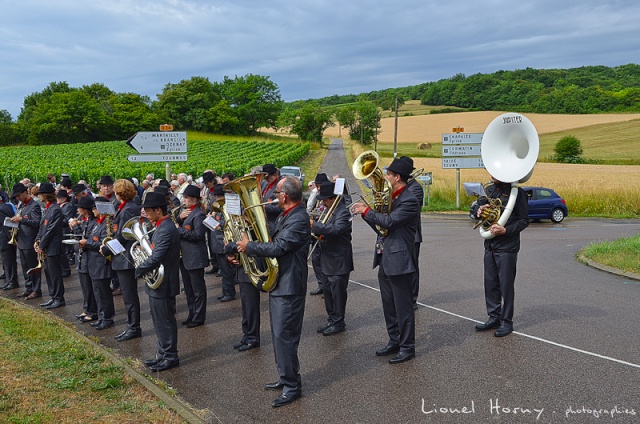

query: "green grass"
(579, 234), (640, 274)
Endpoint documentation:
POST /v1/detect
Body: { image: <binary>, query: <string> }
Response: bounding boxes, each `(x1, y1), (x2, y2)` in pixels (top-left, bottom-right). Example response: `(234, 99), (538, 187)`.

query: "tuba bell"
(476, 112), (539, 239)
(122, 217), (164, 289)
(223, 174), (279, 292)
(352, 150), (392, 236)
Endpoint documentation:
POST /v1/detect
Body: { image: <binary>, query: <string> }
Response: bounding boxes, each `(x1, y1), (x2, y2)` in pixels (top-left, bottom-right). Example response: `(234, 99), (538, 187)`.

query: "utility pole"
(393, 96), (399, 158)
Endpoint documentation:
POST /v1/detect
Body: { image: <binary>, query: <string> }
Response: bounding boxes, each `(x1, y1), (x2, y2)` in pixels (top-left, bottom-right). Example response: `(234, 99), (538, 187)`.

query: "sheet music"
(463, 182), (486, 197)
(203, 216), (220, 231)
(334, 178), (345, 195)
(105, 239), (126, 255)
(225, 193), (242, 216)
(3, 217), (18, 228)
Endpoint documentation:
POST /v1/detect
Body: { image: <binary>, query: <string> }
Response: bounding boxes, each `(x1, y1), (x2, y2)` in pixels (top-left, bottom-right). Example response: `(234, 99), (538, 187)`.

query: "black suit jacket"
(17, 198), (41, 249)
(363, 186), (420, 276)
(0, 202), (15, 250)
(111, 201), (140, 271)
(311, 197), (354, 276)
(406, 179), (424, 244)
(84, 218), (113, 280)
(38, 203), (63, 256)
(245, 203), (310, 296)
(178, 207), (208, 270)
(138, 216), (181, 299)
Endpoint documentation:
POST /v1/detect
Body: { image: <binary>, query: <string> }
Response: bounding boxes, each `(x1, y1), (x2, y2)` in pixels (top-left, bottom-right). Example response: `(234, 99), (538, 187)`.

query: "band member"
(308, 173), (329, 296)
(11, 183), (42, 299)
(82, 196), (116, 330)
(136, 191), (181, 372)
(210, 184), (236, 302)
(176, 184), (209, 327)
(261, 163), (281, 226)
(102, 179), (141, 342)
(351, 158), (420, 364)
(399, 156), (424, 309)
(0, 197), (19, 290)
(312, 181), (354, 336)
(470, 176), (529, 337)
(225, 250), (261, 352)
(74, 196), (98, 322)
(35, 182), (66, 309)
(98, 175), (119, 209)
(234, 176), (310, 407)
(56, 189), (75, 275)
(201, 171), (219, 275)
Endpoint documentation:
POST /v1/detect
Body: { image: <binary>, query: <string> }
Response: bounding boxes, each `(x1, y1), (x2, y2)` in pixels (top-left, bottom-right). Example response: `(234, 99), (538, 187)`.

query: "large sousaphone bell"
(478, 113), (539, 239)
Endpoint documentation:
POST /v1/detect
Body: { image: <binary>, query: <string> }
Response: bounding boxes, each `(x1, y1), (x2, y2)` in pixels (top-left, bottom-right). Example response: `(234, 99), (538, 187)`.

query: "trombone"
(307, 194), (342, 261)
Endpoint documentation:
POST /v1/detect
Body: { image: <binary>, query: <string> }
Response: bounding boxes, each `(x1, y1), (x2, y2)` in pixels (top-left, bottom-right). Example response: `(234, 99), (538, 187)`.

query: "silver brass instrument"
(307, 194), (342, 261)
(223, 174), (279, 292)
(352, 150), (392, 237)
(122, 217), (164, 290)
(476, 113), (539, 239)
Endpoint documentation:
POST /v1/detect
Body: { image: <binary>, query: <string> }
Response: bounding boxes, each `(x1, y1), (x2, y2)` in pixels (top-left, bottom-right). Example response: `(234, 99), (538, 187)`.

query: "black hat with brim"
(99, 175), (115, 185)
(141, 192), (169, 208)
(387, 158), (413, 178)
(263, 164), (277, 175)
(316, 181), (337, 200)
(36, 182), (56, 194)
(213, 184), (225, 196)
(202, 171), (216, 183)
(77, 196), (95, 210)
(56, 190), (69, 199)
(314, 173), (329, 185)
(183, 184), (201, 199)
(11, 183), (27, 198)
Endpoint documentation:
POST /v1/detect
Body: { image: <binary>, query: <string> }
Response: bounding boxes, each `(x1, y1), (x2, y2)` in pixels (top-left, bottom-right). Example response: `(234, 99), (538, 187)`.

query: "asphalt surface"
(3, 139), (639, 423)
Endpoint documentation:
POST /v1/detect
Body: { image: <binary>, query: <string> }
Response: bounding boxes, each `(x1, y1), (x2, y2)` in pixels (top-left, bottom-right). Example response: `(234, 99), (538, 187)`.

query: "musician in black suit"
(0, 197), (19, 290)
(102, 179), (141, 342)
(210, 184), (236, 302)
(35, 183), (66, 309)
(311, 181), (354, 336)
(56, 189), (75, 276)
(11, 183), (42, 299)
(351, 158), (421, 364)
(176, 184), (209, 328)
(261, 163), (281, 226)
(135, 191), (181, 372)
(226, 251), (261, 352)
(399, 156), (424, 309)
(74, 196), (98, 322)
(201, 171), (219, 275)
(235, 176), (310, 407)
(308, 173), (329, 296)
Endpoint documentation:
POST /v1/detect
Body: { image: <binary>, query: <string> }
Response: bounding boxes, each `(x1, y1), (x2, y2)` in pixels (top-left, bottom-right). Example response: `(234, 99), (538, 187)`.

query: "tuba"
(122, 217), (164, 289)
(223, 174), (279, 292)
(476, 112), (539, 239)
(352, 150), (392, 236)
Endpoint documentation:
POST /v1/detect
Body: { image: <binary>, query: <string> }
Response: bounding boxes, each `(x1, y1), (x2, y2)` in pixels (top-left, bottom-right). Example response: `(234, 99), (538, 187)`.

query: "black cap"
(387, 158), (413, 178)
(141, 191), (169, 208)
(77, 196), (95, 210)
(316, 182), (337, 200)
(263, 164), (277, 175)
(183, 184), (201, 199)
(11, 183), (27, 198)
(99, 175), (114, 185)
(36, 182), (56, 194)
(314, 173), (329, 185)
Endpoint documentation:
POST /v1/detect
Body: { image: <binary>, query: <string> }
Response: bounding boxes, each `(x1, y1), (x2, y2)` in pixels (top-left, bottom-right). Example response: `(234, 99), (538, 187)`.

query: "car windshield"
(282, 168), (299, 176)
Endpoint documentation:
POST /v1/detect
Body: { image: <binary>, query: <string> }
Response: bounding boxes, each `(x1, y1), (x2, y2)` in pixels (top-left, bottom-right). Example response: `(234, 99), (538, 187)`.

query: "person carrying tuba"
(136, 191), (181, 372)
(350, 158), (421, 364)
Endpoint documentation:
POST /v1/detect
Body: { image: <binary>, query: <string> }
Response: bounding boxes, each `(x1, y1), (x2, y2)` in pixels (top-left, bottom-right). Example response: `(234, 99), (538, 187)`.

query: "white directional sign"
(128, 154), (188, 163)
(441, 157), (484, 169)
(126, 131), (187, 153)
(442, 133), (483, 144)
(442, 145), (482, 156)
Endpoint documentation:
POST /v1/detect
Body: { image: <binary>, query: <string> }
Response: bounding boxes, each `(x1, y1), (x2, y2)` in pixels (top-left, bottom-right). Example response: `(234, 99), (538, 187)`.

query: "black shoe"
(323, 325), (345, 336)
(144, 358), (159, 367)
(39, 299), (54, 307)
(389, 350), (415, 364)
(45, 300), (66, 309)
(186, 321), (204, 328)
(149, 359), (179, 372)
(271, 392), (301, 407)
(2, 283), (19, 290)
(219, 295), (236, 302)
(238, 342), (259, 352)
(206, 266), (218, 274)
(0, 273), (5, 279)
(494, 323), (513, 337)
(116, 329), (142, 341)
(181, 318), (193, 326)
(265, 381), (284, 391)
(316, 322), (331, 333)
(233, 340), (246, 349)
(62, 271), (71, 278)
(375, 343), (400, 356)
(310, 287), (323, 295)
(91, 320), (104, 328)
(475, 317), (500, 331)
(95, 321), (114, 330)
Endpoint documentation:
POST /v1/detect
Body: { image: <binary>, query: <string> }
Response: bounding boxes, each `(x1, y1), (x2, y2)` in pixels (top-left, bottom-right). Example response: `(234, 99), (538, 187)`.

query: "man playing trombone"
(311, 181), (353, 336)
(350, 158), (420, 364)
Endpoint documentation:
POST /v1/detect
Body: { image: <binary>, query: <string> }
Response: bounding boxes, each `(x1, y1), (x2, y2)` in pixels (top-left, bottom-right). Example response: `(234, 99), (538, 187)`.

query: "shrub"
(554, 135), (583, 163)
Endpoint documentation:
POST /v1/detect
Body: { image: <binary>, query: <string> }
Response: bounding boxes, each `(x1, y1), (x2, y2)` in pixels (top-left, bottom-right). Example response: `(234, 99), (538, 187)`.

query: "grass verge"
(579, 234), (640, 274)
(0, 299), (187, 423)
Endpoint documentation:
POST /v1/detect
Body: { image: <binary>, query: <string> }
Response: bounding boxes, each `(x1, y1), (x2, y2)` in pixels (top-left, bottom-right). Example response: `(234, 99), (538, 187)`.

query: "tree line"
(1, 64), (639, 147)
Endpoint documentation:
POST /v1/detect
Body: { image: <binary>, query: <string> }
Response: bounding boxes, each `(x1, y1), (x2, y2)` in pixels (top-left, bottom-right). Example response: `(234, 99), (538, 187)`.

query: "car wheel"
(550, 208), (565, 223)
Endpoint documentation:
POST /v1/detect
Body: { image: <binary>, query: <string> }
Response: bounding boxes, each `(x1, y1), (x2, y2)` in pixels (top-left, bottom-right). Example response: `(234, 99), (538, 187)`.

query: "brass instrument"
(223, 174), (279, 292)
(352, 150), (392, 237)
(27, 241), (44, 275)
(122, 217), (164, 290)
(171, 204), (185, 227)
(7, 205), (22, 246)
(307, 194), (343, 261)
(100, 214), (114, 260)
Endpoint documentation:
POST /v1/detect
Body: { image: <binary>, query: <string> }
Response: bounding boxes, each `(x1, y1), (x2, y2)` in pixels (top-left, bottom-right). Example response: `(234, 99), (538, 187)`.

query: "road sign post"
(442, 130), (484, 208)
(126, 126), (188, 179)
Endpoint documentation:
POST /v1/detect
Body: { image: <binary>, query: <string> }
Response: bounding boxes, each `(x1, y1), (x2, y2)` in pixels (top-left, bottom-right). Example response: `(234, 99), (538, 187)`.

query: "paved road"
(4, 139), (639, 423)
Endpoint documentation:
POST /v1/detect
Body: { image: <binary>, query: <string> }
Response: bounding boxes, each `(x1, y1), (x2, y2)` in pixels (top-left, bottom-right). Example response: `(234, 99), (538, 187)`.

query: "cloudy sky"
(2, 0), (639, 118)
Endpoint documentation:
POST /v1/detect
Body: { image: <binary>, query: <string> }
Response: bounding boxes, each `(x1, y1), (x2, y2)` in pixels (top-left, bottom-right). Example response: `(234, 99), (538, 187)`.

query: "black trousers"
(148, 295), (178, 361)
(93, 277), (115, 324)
(311, 246), (326, 290)
(323, 274), (349, 328)
(378, 267), (415, 353)
(180, 263), (207, 324)
(483, 250), (518, 324)
(216, 253), (236, 297)
(411, 242), (421, 304)
(1, 245), (18, 286)
(239, 281), (260, 344)
(78, 272), (97, 315)
(116, 268), (140, 331)
(269, 294), (305, 397)
(19, 248), (40, 293)
(44, 254), (64, 301)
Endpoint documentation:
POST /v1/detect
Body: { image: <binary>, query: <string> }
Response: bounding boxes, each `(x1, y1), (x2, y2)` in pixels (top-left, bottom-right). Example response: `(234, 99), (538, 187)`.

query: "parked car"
(279, 166), (305, 185)
(521, 186), (568, 223)
(469, 185), (568, 223)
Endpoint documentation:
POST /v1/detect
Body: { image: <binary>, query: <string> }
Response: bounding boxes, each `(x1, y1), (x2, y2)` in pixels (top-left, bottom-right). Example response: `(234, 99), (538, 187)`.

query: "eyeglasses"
(274, 191), (282, 194)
